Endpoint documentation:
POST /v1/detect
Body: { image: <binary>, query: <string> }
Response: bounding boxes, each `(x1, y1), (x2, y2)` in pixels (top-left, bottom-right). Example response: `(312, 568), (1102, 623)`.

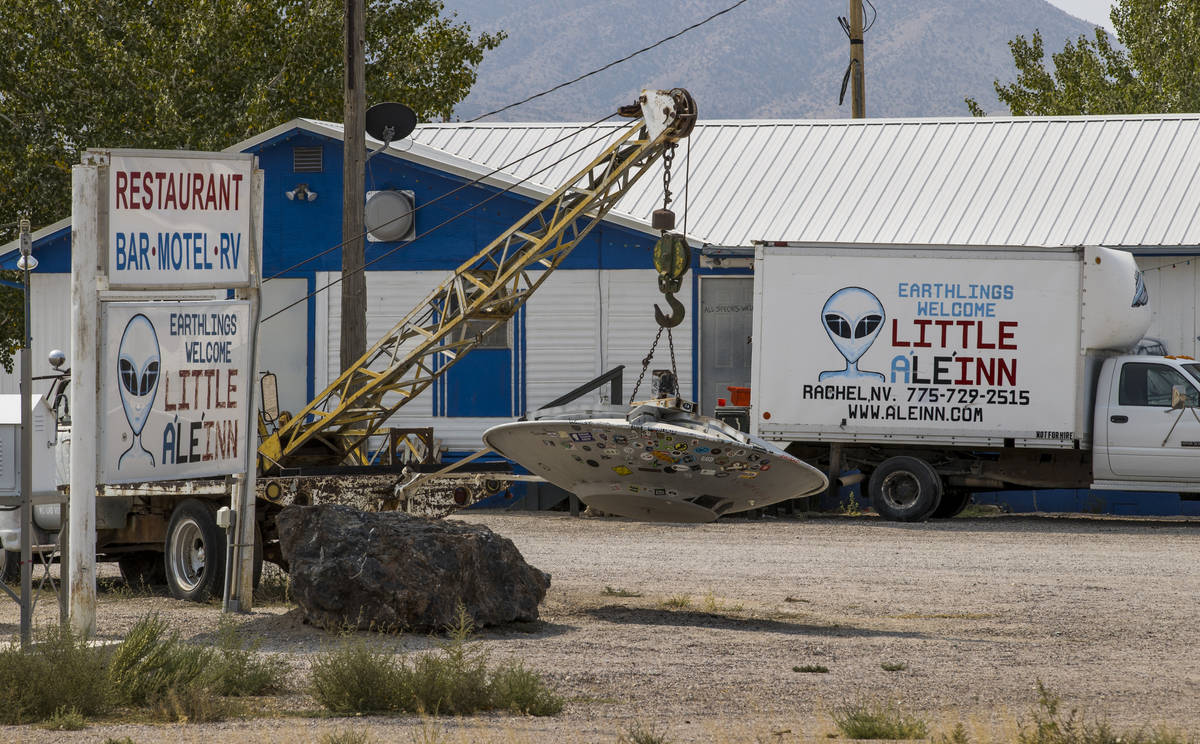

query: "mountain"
(440, 0), (1098, 121)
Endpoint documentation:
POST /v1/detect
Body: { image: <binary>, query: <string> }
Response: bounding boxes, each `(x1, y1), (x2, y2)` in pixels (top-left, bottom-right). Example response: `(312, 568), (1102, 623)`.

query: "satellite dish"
(365, 102), (416, 145)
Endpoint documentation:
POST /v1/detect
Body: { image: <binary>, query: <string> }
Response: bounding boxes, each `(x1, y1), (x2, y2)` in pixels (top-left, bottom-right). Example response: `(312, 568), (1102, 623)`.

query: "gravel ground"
(2, 511), (1198, 743)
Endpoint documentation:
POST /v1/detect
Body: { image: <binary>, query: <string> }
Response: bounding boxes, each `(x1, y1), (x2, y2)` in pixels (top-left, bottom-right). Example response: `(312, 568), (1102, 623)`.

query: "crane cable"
(261, 117), (629, 324)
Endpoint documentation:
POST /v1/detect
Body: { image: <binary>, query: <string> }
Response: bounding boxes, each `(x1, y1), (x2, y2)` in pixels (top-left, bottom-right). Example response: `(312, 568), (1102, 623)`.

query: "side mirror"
(1171, 385), (1191, 410)
(260, 372), (280, 423)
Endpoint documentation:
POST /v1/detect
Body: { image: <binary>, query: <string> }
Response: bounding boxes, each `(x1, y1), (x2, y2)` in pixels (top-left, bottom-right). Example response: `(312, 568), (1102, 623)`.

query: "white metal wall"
(313, 268), (693, 451)
(1135, 256), (1199, 357)
(0, 273), (73, 395)
(315, 270), (510, 451)
(602, 270), (692, 402)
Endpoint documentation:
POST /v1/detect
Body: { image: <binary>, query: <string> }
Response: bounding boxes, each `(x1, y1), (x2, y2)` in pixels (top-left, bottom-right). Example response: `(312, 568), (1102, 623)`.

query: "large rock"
(276, 504), (550, 632)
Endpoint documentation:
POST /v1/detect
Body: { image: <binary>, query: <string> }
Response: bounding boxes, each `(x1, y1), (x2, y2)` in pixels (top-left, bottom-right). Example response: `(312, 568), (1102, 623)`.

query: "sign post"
(69, 149), (261, 633)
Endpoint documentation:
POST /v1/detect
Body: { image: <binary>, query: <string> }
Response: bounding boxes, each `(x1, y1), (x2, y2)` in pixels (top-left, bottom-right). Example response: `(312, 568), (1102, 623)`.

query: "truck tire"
(931, 489), (971, 519)
(164, 499), (226, 602)
(869, 456), (943, 522)
(119, 552), (167, 588)
(0, 550), (19, 583)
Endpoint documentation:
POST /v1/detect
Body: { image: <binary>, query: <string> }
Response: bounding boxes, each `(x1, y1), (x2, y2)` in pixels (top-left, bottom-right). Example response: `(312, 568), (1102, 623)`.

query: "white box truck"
(750, 243), (1200, 521)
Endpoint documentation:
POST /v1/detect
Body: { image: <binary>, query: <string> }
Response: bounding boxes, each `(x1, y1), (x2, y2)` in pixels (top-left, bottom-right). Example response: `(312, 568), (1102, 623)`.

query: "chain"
(630, 326), (665, 402)
(667, 327), (678, 385)
(661, 144), (675, 210)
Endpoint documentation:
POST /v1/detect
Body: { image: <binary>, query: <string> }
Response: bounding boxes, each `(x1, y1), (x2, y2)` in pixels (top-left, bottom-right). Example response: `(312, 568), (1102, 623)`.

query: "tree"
(966, 0), (1200, 116)
(0, 0), (504, 245)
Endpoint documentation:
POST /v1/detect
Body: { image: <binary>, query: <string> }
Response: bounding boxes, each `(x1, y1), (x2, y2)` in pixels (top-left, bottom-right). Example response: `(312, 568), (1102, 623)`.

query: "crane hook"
(654, 292), (686, 328)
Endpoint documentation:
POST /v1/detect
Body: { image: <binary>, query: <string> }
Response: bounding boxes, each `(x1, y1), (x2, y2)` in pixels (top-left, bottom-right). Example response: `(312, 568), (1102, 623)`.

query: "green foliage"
(103, 739), (139, 744)
(310, 636), (405, 714)
(968, 0), (1200, 115)
(311, 605), (562, 717)
(39, 705), (88, 731)
(937, 722), (972, 744)
(210, 615), (289, 696)
(603, 585), (642, 597)
(0, 623), (112, 724)
(321, 731), (375, 744)
(880, 661), (908, 672)
(108, 613), (214, 706)
(619, 722), (673, 744)
(833, 702), (929, 740)
(0, 0), (505, 309)
(1017, 682), (1192, 744)
(150, 683), (232, 723)
(662, 593), (692, 609)
(793, 664), (830, 673)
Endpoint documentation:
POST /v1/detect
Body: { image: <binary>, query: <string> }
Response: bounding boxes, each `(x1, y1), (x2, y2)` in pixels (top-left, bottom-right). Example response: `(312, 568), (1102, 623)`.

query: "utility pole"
(849, 0), (865, 118)
(341, 0), (367, 372)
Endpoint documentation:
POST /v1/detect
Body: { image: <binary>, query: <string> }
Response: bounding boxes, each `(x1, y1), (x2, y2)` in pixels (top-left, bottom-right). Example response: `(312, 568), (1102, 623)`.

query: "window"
(458, 318), (509, 349)
(1119, 363), (1200, 407)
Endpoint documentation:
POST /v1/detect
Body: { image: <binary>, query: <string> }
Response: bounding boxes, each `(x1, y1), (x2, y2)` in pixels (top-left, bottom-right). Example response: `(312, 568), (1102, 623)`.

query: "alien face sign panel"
(820, 287), (885, 382)
(100, 301), (251, 485)
(117, 313), (161, 469)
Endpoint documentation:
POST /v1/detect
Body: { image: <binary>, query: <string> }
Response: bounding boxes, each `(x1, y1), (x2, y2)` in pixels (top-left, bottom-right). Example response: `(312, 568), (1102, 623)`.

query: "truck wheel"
(931, 489), (971, 519)
(868, 456), (943, 522)
(164, 499), (226, 602)
(0, 550), (19, 583)
(118, 552), (167, 588)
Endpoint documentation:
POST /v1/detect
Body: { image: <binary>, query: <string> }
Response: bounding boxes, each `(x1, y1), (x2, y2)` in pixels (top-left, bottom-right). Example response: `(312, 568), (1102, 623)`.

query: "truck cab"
(1092, 354), (1200, 490)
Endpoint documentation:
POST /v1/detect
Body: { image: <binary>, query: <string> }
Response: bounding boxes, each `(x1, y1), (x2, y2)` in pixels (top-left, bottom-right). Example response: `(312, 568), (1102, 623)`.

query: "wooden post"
(849, 0), (865, 118)
(340, 0), (367, 372)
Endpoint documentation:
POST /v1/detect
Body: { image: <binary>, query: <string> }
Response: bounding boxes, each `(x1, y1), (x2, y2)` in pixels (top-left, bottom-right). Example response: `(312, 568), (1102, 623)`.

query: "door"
(258, 278), (309, 417)
(1106, 360), (1200, 479)
(700, 277), (753, 414)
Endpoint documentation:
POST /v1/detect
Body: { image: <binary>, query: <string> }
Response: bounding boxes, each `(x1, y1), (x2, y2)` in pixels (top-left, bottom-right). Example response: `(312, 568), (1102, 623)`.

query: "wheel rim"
(168, 517), (207, 592)
(880, 471), (921, 510)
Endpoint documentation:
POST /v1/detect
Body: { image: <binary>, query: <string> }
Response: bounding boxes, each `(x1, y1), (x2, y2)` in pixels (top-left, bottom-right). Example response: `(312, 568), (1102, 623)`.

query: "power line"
(262, 112), (618, 282)
(466, 0), (751, 122)
(261, 120), (623, 324)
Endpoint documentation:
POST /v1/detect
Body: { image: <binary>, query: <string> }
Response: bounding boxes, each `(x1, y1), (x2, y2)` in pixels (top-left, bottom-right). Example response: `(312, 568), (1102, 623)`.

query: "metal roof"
(411, 115), (1200, 251)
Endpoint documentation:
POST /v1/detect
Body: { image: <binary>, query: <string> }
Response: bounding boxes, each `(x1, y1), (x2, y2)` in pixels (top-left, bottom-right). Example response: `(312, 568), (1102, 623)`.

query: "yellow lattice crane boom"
(258, 89), (697, 472)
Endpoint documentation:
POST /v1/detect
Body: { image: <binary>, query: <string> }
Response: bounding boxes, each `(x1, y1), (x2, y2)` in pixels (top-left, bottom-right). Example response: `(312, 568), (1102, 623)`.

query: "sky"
(1046, 0), (1116, 31)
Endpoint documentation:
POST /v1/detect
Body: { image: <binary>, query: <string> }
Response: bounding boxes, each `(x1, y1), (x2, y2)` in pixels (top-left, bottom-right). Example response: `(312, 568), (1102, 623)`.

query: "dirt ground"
(2, 511), (1198, 743)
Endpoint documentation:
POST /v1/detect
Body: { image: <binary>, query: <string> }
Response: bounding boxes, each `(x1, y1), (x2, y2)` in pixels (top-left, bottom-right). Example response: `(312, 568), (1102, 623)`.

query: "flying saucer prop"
(483, 401), (828, 523)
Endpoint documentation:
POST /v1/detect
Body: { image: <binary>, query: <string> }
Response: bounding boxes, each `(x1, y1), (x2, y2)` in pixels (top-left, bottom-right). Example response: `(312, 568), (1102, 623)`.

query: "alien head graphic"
(819, 287), (886, 382)
(117, 313), (160, 437)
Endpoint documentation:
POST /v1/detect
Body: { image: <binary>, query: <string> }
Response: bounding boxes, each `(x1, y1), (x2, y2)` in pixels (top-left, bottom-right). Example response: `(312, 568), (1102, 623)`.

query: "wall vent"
(293, 146), (323, 173)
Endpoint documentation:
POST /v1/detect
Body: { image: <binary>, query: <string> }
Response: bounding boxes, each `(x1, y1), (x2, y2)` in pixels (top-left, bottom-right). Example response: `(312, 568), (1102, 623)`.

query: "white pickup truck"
(0, 368), (260, 598)
(751, 243), (1200, 520)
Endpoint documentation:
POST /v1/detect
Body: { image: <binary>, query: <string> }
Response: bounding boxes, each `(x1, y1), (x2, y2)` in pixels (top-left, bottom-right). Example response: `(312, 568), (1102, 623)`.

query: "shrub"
(619, 721), (672, 744)
(321, 731), (374, 744)
(833, 702), (929, 740)
(880, 661), (908, 672)
(311, 605), (562, 717)
(150, 683), (232, 723)
(108, 613), (213, 706)
(1017, 682), (1192, 744)
(0, 623), (111, 724)
(311, 637), (405, 714)
(603, 586), (642, 598)
(662, 594), (691, 609)
(489, 661), (564, 716)
(210, 615), (288, 696)
(40, 705), (87, 731)
(794, 664), (830, 673)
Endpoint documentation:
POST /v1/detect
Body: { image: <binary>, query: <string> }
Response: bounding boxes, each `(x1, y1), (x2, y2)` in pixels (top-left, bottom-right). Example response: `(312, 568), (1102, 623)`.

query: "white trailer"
(751, 243), (1200, 520)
